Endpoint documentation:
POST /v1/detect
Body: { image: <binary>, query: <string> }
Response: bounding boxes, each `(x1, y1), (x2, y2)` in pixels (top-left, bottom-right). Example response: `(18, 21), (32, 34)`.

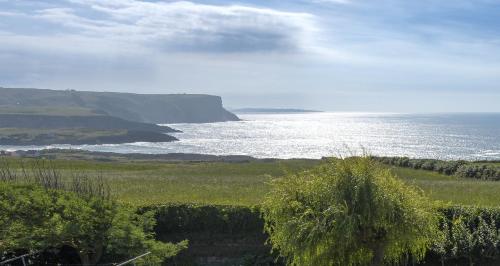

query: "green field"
(392, 167), (500, 207)
(2, 156), (500, 207)
(0, 106), (100, 116)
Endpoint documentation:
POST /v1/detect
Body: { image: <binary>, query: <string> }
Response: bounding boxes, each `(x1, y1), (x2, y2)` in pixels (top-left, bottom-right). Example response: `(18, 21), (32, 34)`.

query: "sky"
(0, 0), (499, 112)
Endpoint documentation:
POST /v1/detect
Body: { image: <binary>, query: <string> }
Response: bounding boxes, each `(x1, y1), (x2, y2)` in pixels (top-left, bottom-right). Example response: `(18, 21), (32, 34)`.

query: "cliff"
(0, 88), (239, 123)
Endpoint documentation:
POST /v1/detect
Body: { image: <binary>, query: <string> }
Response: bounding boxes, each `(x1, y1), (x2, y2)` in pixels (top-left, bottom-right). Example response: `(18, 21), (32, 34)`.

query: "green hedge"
(372, 156), (500, 180)
(141, 204), (272, 265)
(146, 204), (500, 266)
(142, 204), (263, 236)
(434, 206), (500, 265)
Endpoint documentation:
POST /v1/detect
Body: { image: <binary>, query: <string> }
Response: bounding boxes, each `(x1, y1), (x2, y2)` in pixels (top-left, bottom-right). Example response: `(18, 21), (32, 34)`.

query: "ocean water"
(1, 113), (499, 160)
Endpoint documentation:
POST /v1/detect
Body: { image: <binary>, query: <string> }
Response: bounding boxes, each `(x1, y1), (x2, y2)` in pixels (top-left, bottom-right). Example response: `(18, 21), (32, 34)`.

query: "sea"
(1, 112), (499, 160)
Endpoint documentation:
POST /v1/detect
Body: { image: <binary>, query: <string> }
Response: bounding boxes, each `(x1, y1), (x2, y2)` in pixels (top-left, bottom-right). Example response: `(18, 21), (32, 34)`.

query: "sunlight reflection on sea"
(1, 113), (499, 160)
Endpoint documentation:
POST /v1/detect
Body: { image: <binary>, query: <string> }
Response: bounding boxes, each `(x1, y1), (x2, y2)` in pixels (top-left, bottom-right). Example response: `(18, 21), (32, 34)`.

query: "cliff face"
(0, 88), (239, 123)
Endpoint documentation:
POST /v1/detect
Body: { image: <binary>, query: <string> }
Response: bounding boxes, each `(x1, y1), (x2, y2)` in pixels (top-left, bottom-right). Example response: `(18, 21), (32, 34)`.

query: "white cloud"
(1, 0), (500, 112)
(27, 0), (319, 53)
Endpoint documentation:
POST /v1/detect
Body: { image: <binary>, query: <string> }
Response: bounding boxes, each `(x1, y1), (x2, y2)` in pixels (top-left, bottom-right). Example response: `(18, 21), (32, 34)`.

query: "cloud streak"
(15, 0), (318, 53)
(1, 0), (499, 112)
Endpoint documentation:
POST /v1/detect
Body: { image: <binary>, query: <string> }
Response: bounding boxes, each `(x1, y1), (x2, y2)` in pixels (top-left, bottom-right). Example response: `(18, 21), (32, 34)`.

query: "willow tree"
(262, 157), (439, 266)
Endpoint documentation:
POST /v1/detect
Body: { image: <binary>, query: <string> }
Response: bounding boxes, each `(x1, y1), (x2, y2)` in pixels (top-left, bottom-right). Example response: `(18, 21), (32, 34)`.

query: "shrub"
(432, 206), (500, 265)
(142, 204), (500, 265)
(455, 164), (500, 181)
(0, 182), (187, 265)
(372, 157), (499, 181)
(144, 204), (263, 237)
(262, 157), (439, 266)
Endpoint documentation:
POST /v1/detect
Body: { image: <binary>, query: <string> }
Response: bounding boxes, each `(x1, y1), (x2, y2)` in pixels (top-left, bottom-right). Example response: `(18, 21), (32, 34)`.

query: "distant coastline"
(0, 87), (238, 146)
(232, 108), (322, 114)
(0, 129), (177, 146)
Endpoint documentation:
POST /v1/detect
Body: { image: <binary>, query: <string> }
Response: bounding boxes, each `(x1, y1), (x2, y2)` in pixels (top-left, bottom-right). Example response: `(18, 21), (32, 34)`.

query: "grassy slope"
(0, 88), (239, 123)
(2, 157), (499, 207)
(0, 106), (100, 116)
(392, 167), (500, 207)
(1, 158), (319, 206)
(100, 159), (319, 206)
(0, 128), (126, 137)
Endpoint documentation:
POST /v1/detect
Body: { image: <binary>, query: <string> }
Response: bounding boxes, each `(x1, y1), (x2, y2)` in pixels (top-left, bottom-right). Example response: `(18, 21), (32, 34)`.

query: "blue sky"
(0, 0), (499, 112)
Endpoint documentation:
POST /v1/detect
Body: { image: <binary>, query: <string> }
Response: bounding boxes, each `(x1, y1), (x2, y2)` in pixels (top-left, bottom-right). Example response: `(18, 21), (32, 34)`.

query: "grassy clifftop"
(0, 87), (239, 123)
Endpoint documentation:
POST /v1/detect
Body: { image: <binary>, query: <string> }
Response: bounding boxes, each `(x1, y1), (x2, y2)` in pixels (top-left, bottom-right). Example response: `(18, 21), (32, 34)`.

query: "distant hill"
(0, 112), (180, 145)
(232, 108), (322, 114)
(0, 128), (177, 145)
(0, 88), (239, 123)
(0, 113), (177, 133)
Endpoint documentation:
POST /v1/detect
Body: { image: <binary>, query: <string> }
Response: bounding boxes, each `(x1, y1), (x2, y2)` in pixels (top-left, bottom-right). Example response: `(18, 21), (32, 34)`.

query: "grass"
(0, 106), (101, 116)
(0, 128), (125, 137)
(0, 157), (320, 206)
(101, 159), (320, 206)
(391, 167), (500, 207)
(2, 156), (500, 207)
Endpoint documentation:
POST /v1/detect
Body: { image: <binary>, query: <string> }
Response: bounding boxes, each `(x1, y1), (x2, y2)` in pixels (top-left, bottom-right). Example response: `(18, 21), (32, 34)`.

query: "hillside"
(0, 87), (239, 123)
(0, 113), (178, 133)
(0, 128), (177, 145)
(0, 107), (180, 145)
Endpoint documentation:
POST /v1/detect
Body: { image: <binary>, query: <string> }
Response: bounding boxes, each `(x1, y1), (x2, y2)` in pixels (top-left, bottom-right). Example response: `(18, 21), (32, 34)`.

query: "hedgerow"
(146, 204), (500, 265)
(372, 156), (500, 180)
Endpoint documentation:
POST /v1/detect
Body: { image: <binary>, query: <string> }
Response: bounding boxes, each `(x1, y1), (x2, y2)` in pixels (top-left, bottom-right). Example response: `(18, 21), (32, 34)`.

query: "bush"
(0, 182), (187, 265)
(261, 157), (439, 266)
(372, 157), (499, 181)
(144, 204), (263, 237)
(144, 204), (274, 265)
(432, 206), (500, 265)
(143, 204), (500, 265)
(455, 164), (500, 181)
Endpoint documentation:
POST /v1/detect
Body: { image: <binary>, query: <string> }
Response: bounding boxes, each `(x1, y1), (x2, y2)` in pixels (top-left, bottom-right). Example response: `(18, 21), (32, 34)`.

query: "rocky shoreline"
(0, 149), (279, 163)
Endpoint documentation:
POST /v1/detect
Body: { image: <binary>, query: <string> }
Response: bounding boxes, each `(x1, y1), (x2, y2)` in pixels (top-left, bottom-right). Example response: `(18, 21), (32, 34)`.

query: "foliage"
(455, 164), (500, 180)
(144, 204), (500, 265)
(373, 156), (500, 181)
(261, 157), (440, 266)
(146, 204), (263, 236)
(431, 206), (500, 266)
(144, 204), (277, 266)
(0, 181), (186, 265)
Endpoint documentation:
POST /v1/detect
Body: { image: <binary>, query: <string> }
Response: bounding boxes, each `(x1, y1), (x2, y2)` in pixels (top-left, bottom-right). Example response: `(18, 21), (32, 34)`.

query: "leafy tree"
(0, 182), (187, 265)
(262, 157), (439, 266)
